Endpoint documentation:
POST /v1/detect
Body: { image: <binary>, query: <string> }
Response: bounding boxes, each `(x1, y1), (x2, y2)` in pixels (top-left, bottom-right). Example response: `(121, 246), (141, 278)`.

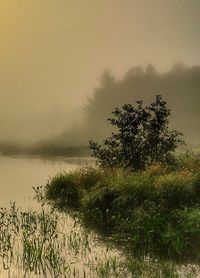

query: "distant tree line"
(83, 63), (200, 146)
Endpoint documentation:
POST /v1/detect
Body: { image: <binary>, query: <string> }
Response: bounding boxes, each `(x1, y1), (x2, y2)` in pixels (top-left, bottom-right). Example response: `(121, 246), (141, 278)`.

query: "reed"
(0, 202), (130, 277)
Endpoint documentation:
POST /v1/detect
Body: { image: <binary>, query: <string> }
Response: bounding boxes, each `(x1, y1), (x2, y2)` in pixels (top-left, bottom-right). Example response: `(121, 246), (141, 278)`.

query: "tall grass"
(42, 154), (200, 263)
(0, 202), (131, 277)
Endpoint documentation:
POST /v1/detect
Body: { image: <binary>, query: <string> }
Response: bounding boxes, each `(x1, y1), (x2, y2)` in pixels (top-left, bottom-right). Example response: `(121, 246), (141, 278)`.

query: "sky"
(0, 0), (200, 142)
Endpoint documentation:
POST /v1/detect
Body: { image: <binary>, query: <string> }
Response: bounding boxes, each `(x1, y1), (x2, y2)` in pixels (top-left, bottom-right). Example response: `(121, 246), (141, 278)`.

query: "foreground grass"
(0, 202), (131, 277)
(40, 153), (200, 276)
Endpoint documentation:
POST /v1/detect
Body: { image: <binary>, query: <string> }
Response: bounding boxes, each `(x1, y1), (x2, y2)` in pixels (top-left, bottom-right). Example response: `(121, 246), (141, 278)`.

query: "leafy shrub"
(89, 95), (184, 170)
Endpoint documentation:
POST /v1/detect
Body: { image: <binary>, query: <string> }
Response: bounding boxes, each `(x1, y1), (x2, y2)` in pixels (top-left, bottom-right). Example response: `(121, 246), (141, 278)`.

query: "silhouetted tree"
(89, 95), (184, 170)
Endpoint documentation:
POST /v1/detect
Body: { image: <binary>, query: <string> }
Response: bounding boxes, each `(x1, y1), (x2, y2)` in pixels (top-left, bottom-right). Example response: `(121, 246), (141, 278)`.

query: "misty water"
(0, 155), (130, 278)
(0, 156), (83, 208)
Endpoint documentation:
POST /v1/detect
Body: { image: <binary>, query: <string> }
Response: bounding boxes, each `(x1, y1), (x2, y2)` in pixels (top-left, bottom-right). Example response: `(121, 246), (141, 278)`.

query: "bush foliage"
(89, 95), (184, 170)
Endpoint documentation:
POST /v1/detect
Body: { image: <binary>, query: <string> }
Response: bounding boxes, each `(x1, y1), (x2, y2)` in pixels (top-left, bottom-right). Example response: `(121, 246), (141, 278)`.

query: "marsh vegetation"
(42, 153), (200, 277)
(0, 201), (132, 277)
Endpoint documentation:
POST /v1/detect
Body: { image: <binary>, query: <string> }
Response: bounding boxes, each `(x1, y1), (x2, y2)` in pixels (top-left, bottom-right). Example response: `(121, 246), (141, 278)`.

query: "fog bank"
(0, 1), (199, 143)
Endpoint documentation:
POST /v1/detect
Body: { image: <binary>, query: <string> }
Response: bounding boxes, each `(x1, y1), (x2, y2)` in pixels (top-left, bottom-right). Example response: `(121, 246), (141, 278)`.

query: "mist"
(56, 64), (200, 148)
(0, 0), (199, 145)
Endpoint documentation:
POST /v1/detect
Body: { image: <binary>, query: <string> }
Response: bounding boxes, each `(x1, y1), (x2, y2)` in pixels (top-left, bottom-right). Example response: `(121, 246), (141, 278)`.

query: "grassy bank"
(41, 152), (200, 260)
(40, 153), (200, 264)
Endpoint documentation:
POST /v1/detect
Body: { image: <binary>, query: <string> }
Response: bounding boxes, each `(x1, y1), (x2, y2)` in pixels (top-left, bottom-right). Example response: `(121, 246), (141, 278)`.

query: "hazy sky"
(0, 0), (200, 142)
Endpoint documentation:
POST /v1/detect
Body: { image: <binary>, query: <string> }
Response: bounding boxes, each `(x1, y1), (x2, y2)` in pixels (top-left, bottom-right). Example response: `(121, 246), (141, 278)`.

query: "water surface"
(0, 155), (90, 208)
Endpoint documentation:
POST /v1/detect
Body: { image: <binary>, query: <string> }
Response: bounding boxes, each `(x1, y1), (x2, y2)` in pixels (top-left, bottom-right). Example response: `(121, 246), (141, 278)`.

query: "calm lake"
(0, 155), (89, 208)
